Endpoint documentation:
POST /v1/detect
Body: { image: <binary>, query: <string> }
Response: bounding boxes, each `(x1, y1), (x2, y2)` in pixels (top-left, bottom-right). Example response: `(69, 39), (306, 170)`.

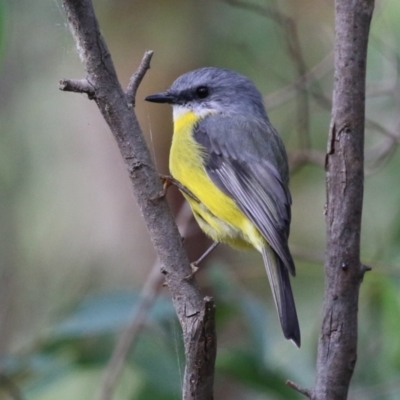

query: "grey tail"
(262, 245), (301, 347)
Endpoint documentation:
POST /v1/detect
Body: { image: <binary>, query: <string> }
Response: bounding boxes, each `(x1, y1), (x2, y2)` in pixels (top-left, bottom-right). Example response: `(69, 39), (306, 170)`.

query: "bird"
(145, 67), (300, 347)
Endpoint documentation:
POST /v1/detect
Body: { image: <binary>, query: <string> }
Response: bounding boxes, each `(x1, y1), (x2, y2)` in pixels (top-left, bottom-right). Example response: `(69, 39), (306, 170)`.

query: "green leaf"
(51, 291), (175, 341)
(26, 365), (140, 400)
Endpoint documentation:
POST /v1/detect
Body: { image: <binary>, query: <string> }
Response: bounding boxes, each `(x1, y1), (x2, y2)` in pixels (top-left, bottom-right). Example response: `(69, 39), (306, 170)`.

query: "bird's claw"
(184, 262), (200, 280)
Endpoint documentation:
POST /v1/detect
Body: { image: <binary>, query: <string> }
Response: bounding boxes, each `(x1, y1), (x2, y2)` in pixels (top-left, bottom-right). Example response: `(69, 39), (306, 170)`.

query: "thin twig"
(288, 149), (325, 173)
(304, 86), (400, 177)
(0, 374), (25, 400)
(59, 78), (96, 99)
(96, 265), (162, 400)
(364, 118), (400, 175)
(276, 8), (311, 150)
(126, 50), (154, 107)
(221, 0), (311, 149)
(265, 51), (334, 110)
(221, 0), (285, 24)
(367, 82), (399, 97)
(286, 380), (311, 398)
(366, 119), (399, 140)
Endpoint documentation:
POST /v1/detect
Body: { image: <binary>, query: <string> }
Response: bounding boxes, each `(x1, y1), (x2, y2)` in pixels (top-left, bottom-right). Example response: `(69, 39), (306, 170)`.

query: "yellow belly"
(170, 110), (263, 250)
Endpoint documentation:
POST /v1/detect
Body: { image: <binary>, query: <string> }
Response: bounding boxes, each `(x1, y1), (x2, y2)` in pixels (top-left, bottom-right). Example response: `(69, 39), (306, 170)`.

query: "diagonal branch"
(59, 1), (216, 399)
(0, 374), (24, 400)
(96, 264), (163, 400)
(265, 51), (333, 110)
(96, 203), (197, 400)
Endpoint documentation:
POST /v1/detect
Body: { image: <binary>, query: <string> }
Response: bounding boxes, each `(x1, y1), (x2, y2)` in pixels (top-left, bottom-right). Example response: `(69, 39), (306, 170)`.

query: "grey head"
(145, 67), (269, 120)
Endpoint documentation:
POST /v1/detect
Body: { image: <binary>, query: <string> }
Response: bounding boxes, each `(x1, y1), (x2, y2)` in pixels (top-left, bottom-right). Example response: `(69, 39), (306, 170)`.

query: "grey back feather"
(194, 114), (295, 275)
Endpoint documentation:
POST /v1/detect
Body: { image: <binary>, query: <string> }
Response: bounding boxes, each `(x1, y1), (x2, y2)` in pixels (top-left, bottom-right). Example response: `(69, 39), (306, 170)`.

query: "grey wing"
(194, 114), (295, 275)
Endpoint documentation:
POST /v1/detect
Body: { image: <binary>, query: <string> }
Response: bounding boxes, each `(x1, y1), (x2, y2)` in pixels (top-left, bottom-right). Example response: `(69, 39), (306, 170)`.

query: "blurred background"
(0, 0), (399, 399)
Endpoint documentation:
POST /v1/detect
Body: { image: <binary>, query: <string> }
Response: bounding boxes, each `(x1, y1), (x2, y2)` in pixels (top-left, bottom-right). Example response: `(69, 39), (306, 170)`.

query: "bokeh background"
(0, 0), (400, 399)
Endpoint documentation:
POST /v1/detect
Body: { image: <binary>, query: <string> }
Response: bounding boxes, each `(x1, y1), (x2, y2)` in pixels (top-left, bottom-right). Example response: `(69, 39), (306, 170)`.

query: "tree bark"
(60, 1), (216, 399)
(313, 1), (374, 399)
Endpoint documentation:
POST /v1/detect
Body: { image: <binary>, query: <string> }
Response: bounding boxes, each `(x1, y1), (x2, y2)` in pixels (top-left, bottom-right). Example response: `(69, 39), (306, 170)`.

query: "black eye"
(196, 86), (209, 99)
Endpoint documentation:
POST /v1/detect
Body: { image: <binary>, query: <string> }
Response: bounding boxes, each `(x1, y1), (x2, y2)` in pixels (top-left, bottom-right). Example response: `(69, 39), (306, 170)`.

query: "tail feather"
(262, 245), (301, 347)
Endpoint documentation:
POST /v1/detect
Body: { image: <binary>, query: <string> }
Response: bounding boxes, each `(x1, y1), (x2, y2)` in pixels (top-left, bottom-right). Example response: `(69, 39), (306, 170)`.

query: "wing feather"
(194, 114), (295, 275)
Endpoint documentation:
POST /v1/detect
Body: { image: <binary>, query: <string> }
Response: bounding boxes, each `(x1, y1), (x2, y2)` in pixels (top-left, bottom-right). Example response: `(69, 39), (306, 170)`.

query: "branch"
(286, 380), (311, 399)
(0, 374), (24, 400)
(265, 51), (333, 110)
(58, 78), (95, 99)
(96, 203), (196, 400)
(126, 50), (153, 107)
(97, 264), (163, 400)
(220, 0), (311, 149)
(288, 149), (325, 173)
(313, 1), (375, 399)
(60, 1), (216, 399)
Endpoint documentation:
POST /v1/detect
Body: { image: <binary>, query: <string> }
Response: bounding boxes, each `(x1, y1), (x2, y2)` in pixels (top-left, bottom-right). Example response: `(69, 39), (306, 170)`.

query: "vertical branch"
(60, 1), (216, 399)
(313, 1), (375, 399)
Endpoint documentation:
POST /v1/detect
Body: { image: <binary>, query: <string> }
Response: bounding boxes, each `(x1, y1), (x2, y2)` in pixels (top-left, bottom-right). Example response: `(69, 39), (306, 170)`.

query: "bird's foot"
(184, 262), (200, 280)
(159, 174), (200, 203)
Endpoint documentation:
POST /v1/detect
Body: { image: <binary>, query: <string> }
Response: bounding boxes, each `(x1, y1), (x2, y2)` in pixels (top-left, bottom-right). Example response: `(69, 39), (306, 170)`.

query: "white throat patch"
(172, 104), (217, 121)
(172, 105), (190, 121)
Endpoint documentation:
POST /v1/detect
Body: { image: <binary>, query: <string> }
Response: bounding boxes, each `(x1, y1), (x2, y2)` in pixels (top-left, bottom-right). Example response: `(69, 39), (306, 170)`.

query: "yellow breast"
(169, 110), (207, 192)
(169, 110), (262, 249)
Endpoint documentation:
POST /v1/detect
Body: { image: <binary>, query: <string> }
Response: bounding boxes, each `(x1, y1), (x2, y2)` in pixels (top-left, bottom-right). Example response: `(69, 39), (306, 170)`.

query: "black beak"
(145, 91), (176, 104)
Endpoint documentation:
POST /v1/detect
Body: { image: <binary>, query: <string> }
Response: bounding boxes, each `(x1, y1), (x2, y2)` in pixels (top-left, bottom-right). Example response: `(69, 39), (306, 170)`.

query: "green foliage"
(0, 0), (5, 63)
(1, 274), (306, 399)
(2, 266), (400, 399)
(1, 291), (180, 399)
(1, 0), (400, 399)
